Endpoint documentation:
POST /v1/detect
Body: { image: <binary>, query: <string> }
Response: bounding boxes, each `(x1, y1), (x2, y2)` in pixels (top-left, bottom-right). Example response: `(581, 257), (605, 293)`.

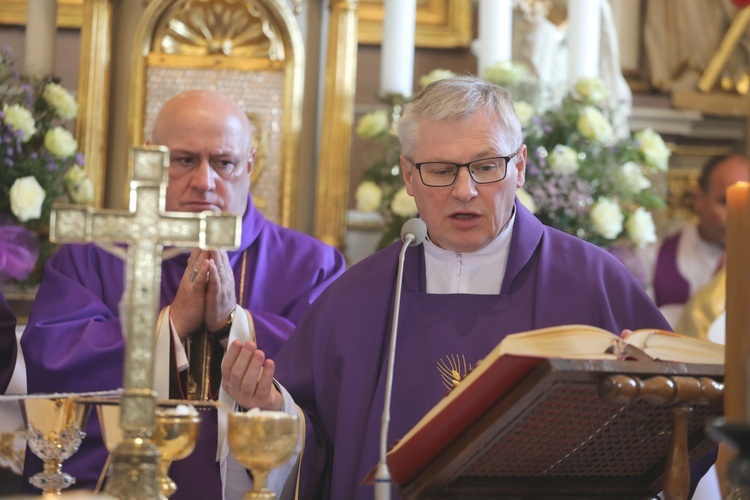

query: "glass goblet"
(227, 411), (299, 500)
(20, 396), (92, 494)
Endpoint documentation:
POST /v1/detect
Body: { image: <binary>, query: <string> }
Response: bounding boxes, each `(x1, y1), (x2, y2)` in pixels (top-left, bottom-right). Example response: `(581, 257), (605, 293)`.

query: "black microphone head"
(400, 218), (427, 247)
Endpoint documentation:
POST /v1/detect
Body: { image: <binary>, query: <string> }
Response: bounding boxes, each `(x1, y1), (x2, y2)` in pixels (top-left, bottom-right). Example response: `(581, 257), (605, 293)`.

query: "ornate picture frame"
(358, 0), (472, 49)
(0, 0), (83, 28)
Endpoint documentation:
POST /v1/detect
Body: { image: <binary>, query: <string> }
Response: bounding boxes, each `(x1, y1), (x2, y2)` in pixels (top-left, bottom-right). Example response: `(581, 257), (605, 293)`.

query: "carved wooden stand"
(599, 374), (724, 500)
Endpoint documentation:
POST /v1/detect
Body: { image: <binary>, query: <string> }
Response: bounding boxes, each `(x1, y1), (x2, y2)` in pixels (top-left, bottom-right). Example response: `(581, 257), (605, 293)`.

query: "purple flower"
(0, 223), (41, 283)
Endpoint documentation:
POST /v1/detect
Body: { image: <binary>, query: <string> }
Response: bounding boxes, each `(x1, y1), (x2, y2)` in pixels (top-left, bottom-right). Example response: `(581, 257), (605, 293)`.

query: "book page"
(624, 329), (724, 364)
(496, 324), (624, 359)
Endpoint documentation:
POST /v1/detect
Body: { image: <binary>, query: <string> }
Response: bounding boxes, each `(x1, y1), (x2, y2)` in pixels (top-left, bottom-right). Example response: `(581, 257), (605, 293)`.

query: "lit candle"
(24, 0), (57, 77)
(478, 0), (513, 77)
(725, 182), (750, 421)
(567, 0), (601, 85)
(379, 0), (416, 97)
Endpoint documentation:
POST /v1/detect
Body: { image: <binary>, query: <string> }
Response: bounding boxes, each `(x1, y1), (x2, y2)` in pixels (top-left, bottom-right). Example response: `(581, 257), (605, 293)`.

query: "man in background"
(21, 90), (346, 498)
(651, 154), (750, 327)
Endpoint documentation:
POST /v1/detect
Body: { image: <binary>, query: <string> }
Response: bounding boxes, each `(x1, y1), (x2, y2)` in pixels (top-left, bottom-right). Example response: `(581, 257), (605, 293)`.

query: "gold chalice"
(94, 400), (202, 498)
(152, 406), (201, 498)
(227, 410), (299, 500)
(19, 396), (93, 494)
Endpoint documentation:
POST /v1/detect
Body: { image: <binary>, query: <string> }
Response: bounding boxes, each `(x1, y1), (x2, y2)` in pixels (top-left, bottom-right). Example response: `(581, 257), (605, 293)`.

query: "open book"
(375, 325), (724, 491)
(494, 324), (724, 364)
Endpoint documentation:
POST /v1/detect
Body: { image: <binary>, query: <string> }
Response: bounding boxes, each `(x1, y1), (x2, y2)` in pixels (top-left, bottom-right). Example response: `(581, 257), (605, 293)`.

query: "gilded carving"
(130, 0), (304, 228)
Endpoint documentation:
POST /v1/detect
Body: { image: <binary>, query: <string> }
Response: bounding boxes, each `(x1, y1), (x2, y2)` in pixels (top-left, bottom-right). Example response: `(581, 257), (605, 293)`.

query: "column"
(314, 0), (360, 249)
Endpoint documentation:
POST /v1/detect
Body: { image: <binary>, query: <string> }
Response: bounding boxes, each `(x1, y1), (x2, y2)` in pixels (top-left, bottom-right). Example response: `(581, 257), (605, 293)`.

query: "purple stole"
(653, 231), (690, 307)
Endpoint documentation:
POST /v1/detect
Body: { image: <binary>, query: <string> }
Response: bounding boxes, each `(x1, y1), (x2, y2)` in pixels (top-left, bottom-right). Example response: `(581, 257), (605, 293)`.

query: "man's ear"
(247, 148), (257, 177)
(401, 155), (415, 196)
(515, 144), (527, 188)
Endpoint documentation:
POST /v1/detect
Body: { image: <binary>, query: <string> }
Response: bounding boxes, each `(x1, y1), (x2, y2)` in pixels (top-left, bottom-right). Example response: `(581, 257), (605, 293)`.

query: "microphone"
(375, 217), (427, 500)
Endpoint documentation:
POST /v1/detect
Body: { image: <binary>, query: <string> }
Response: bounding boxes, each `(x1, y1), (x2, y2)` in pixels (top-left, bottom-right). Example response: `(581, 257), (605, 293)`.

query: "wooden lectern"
(394, 359), (723, 499)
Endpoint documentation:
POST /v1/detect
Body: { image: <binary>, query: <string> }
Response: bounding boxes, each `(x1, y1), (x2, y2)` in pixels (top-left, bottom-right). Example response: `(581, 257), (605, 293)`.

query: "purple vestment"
(653, 231), (690, 307)
(274, 200), (672, 499)
(0, 290), (16, 393)
(20, 195), (346, 498)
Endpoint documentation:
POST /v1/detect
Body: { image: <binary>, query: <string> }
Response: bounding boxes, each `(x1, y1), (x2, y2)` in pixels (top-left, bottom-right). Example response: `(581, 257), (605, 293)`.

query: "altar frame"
(357, 0), (471, 49)
(0, 0), (84, 28)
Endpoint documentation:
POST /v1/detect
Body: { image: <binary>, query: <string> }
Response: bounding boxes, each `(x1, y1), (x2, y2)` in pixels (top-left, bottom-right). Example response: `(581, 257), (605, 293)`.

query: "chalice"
(152, 406), (201, 498)
(19, 396), (93, 494)
(94, 400), (202, 498)
(227, 410), (299, 500)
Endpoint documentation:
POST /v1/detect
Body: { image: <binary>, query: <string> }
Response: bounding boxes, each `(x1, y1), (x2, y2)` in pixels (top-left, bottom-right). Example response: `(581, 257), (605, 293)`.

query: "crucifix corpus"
(49, 146), (241, 497)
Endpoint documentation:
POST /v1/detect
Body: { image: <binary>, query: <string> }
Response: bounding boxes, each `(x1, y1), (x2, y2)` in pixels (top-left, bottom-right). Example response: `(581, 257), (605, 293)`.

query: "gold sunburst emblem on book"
(437, 355), (471, 391)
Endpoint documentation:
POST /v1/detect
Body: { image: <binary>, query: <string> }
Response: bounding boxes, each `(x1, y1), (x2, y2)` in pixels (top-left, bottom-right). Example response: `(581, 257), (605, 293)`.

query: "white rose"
(354, 181), (383, 212)
(483, 61), (526, 85)
(548, 145), (580, 175)
(618, 162), (651, 192)
(9, 176), (46, 222)
(574, 77), (608, 104)
(44, 126), (78, 159)
(589, 197), (623, 240)
(516, 188), (537, 214)
(43, 82), (78, 120)
(419, 68), (456, 88)
(391, 186), (418, 217)
(577, 106), (613, 143)
(625, 207), (657, 248)
(635, 128), (670, 171)
(355, 110), (389, 139)
(65, 165), (94, 204)
(514, 101), (535, 127)
(3, 104), (36, 142)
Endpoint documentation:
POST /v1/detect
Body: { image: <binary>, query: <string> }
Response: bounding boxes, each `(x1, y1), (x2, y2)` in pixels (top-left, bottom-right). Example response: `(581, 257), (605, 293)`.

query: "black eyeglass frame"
(409, 152), (518, 187)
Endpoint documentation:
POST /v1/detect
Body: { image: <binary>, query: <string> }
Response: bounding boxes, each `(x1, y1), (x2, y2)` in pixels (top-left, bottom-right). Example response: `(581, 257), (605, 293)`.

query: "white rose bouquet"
(520, 77), (668, 250)
(0, 47), (92, 284)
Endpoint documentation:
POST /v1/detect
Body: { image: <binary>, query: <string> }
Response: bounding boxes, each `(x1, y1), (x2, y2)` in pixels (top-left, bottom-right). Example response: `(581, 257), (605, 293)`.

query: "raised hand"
(204, 249), (237, 333)
(221, 340), (283, 411)
(170, 248), (211, 339)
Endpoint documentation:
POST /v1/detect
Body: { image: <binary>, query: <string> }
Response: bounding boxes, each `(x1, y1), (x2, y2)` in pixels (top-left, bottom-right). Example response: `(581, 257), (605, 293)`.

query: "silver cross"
(50, 145), (241, 495)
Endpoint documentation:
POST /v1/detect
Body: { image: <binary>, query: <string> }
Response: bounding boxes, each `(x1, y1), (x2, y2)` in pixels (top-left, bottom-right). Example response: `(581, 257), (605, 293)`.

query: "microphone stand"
(375, 233), (415, 500)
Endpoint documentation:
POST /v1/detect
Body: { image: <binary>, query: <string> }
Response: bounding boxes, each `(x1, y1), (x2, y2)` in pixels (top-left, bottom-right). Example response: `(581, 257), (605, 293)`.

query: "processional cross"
(50, 146), (241, 497)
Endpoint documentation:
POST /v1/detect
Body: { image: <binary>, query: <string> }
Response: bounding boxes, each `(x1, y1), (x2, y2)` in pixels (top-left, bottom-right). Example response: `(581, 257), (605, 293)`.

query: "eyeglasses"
(410, 153), (517, 187)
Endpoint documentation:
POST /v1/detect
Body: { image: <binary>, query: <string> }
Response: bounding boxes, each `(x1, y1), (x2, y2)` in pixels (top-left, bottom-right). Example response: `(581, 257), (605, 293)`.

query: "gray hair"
(397, 75), (522, 157)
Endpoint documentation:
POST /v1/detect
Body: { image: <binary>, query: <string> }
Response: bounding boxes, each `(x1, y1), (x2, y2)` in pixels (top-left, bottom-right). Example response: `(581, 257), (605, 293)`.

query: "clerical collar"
(423, 206), (516, 294)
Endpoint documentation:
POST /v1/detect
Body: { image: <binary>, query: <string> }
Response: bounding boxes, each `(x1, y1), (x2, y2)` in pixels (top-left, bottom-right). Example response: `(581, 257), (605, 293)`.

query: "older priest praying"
(20, 91), (346, 498)
(221, 77), (680, 499)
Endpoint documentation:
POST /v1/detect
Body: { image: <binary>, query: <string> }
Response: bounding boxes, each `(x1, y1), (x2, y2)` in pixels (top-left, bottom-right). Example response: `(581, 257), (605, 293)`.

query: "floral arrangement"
(0, 47), (92, 285)
(511, 76), (669, 250)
